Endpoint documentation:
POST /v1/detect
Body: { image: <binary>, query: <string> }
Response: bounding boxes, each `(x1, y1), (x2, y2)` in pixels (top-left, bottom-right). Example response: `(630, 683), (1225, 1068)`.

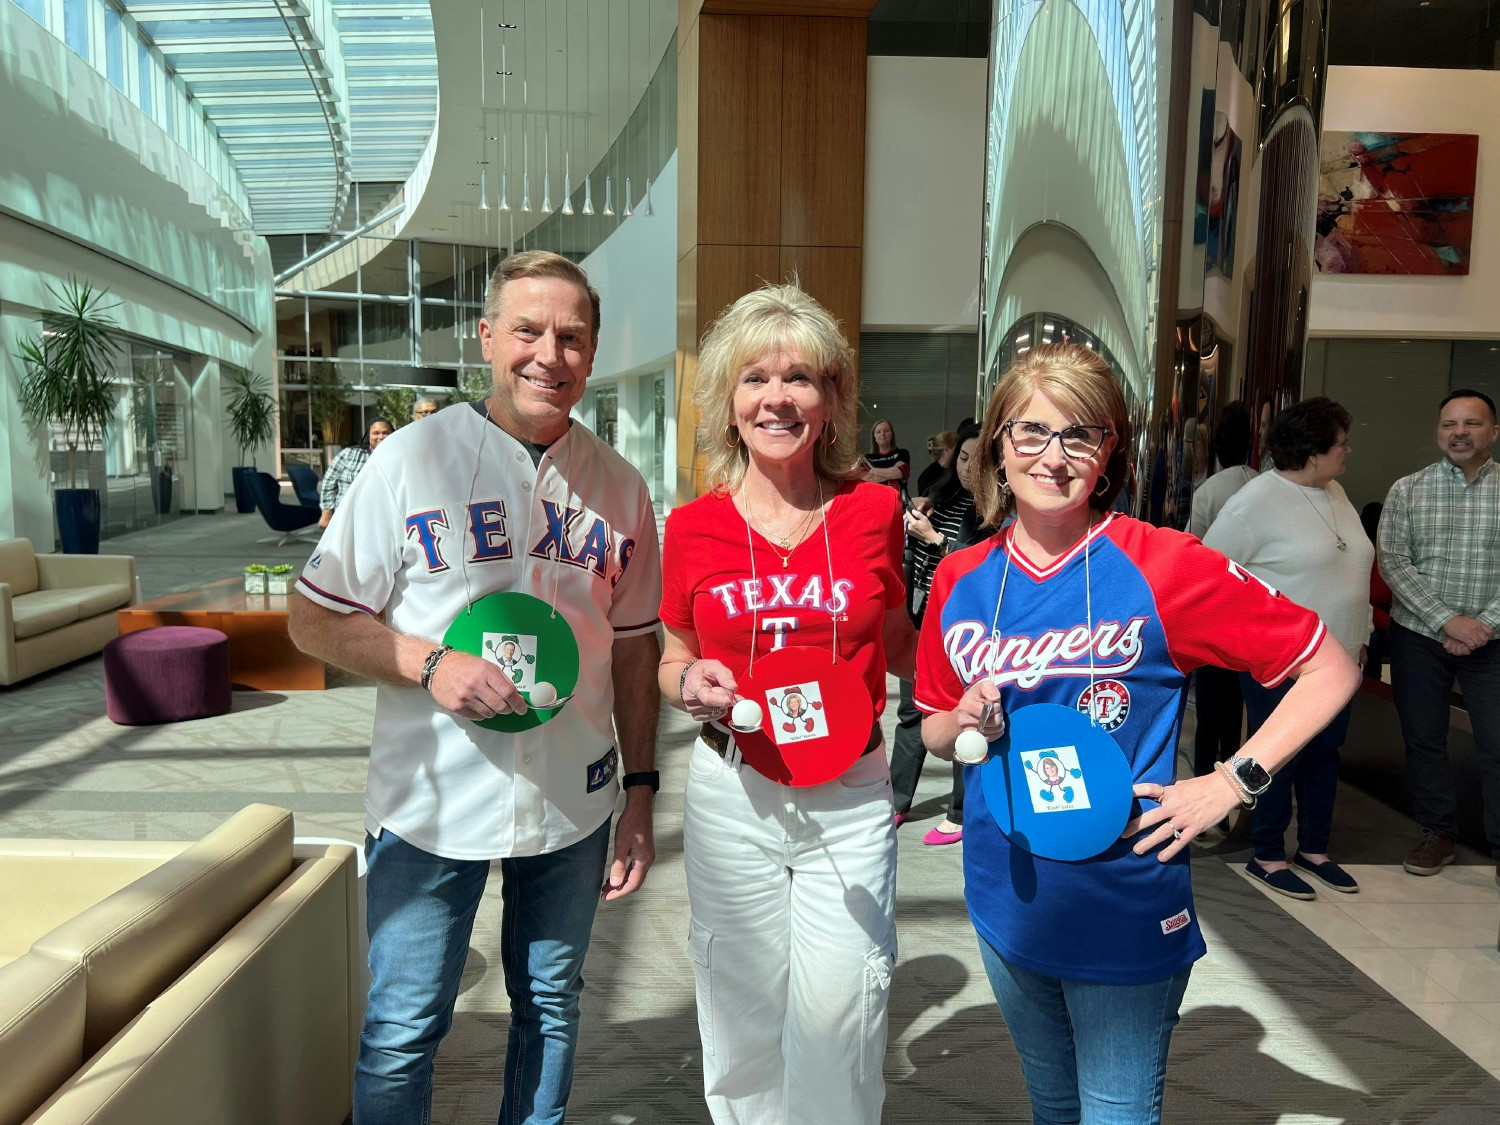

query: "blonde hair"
(482, 250), (601, 340)
(972, 343), (1131, 527)
(694, 282), (861, 491)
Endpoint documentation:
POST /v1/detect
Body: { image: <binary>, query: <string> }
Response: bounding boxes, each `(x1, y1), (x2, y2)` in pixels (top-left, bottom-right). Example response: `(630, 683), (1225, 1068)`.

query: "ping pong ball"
(530, 682), (558, 707)
(731, 699), (763, 731)
(954, 730), (989, 764)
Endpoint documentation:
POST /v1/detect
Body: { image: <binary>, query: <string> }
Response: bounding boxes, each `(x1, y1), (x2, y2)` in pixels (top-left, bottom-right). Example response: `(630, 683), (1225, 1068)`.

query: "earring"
(725, 422), (741, 447)
(1093, 473), (1112, 497)
(998, 469), (1012, 506)
(823, 421), (839, 446)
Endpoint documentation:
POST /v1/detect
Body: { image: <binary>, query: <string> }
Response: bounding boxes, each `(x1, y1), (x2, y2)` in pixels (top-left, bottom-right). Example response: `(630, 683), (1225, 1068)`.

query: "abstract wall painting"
(1315, 131), (1478, 275)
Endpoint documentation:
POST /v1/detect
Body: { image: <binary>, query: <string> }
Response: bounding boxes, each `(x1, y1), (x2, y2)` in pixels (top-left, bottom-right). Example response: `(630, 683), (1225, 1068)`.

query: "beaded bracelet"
(1213, 761), (1256, 809)
(421, 644), (454, 691)
(678, 659), (702, 707)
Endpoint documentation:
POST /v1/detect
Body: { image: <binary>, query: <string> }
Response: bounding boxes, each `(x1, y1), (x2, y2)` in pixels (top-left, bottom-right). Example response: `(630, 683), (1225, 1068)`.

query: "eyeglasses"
(413, 407), (437, 417)
(1002, 419), (1110, 459)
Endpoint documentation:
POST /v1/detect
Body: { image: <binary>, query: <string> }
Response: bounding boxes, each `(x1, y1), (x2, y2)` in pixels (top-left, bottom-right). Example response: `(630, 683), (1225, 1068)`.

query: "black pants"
(1192, 665), (1244, 777)
(1390, 622), (1500, 855)
(891, 678), (964, 822)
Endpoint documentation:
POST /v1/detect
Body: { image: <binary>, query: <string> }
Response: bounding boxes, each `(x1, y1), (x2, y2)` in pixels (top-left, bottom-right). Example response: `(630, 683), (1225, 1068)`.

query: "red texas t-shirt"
(660, 480), (905, 717)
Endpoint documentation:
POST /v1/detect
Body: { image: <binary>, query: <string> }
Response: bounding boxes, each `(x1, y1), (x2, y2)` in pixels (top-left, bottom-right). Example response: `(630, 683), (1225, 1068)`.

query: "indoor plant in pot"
(14, 278), (120, 553)
(225, 369), (277, 514)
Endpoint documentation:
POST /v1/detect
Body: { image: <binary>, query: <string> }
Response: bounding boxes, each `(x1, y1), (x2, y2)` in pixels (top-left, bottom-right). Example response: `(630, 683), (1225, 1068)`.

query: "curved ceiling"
(126, 0), (437, 234)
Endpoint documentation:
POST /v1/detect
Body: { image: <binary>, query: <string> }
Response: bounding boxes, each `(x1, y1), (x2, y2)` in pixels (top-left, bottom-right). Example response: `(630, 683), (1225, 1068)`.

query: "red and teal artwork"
(1315, 131), (1478, 275)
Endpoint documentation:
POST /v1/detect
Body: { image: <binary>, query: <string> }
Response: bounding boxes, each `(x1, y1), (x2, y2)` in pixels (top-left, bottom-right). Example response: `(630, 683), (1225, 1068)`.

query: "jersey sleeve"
(608, 487), (663, 636)
(297, 456), (404, 615)
(913, 553), (968, 713)
(1145, 529), (1325, 687)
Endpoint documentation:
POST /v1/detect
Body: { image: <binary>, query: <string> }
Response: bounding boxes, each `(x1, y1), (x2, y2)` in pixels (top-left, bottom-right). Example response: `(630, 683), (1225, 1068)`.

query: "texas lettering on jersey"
(942, 616), (1149, 689)
(404, 498), (638, 587)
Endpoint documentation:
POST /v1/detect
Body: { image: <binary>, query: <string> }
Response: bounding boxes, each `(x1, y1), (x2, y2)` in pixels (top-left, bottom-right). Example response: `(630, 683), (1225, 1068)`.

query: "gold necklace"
(746, 491), (822, 567)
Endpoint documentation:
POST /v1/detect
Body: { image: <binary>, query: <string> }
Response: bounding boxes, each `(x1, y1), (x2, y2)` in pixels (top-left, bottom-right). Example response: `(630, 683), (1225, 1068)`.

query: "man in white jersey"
(289, 250), (662, 1125)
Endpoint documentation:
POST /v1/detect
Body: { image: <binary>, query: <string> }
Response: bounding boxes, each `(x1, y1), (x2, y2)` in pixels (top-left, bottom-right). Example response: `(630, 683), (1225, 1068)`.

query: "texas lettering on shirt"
(403, 498), (639, 587)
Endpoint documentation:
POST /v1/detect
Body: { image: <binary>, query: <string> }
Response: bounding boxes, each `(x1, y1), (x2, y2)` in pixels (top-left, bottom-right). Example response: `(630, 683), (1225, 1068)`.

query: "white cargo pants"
(683, 737), (899, 1125)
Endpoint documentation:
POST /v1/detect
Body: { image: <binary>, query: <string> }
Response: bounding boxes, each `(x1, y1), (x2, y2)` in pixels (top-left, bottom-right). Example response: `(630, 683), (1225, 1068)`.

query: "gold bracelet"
(1214, 761), (1256, 808)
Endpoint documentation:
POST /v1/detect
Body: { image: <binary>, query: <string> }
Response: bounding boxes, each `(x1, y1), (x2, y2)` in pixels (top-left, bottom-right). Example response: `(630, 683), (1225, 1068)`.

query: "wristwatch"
(1224, 755), (1272, 798)
(621, 771), (660, 793)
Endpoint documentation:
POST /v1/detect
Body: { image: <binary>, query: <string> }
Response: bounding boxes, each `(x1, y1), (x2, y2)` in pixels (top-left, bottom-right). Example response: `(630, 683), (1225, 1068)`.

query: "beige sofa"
(0, 538), (135, 686)
(0, 804), (361, 1125)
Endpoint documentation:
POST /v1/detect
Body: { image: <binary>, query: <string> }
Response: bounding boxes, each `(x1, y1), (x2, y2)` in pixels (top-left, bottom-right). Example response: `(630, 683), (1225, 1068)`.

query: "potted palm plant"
(224, 369), (277, 514)
(307, 361), (349, 467)
(14, 278), (120, 553)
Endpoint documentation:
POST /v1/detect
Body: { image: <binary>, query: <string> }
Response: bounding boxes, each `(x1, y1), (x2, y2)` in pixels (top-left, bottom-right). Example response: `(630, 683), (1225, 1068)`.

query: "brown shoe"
(1403, 830), (1456, 875)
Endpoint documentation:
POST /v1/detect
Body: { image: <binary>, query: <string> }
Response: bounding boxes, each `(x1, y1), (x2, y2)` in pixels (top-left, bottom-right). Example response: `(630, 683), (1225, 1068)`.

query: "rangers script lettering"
(942, 617), (1149, 688)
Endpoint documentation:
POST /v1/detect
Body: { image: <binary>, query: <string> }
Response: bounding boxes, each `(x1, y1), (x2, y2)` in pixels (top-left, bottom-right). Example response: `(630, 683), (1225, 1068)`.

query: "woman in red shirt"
(658, 283), (916, 1124)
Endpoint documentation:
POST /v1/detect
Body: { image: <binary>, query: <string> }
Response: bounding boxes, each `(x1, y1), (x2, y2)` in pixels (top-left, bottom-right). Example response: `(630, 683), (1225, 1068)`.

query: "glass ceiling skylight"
(122, 0), (436, 235)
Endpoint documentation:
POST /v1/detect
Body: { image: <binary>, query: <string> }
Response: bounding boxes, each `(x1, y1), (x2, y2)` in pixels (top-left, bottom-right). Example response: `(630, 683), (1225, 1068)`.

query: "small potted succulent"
(243, 564), (268, 594)
(267, 564), (296, 595)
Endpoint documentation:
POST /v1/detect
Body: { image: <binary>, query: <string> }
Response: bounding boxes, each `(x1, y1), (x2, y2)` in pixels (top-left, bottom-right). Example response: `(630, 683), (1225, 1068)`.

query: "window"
(103, 3), (124, 91)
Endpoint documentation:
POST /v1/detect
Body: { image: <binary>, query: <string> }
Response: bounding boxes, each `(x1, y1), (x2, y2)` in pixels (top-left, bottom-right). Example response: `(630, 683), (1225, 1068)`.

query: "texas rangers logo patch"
(1077, 679), (1130, 732)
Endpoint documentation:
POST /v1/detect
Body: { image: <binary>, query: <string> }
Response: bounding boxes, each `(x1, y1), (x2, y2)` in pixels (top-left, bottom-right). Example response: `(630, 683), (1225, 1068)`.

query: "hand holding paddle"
(428, 649), (529, 721)
(681, 658), (738, 723)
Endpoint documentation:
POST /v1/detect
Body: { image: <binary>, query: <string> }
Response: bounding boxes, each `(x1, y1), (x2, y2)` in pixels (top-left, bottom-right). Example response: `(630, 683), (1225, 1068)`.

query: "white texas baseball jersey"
(297, 402), (662, 860)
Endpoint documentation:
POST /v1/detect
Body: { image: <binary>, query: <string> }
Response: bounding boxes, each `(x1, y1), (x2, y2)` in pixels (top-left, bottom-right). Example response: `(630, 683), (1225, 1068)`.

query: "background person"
(289, 251), (662, 1125)
(1378, 389), (1500, 881)
(318, 416), (393, 528)
(916, 429), (958, 494)
(1205, 397), (1373, 898)
(411, 396), (440, 421)
(915, 343), (1360, 1125)
(893, 420), (983, 845)
(1187, 401), (1257, 784)
(658, 282), (916, 1124)
(863, 417), (910, 494)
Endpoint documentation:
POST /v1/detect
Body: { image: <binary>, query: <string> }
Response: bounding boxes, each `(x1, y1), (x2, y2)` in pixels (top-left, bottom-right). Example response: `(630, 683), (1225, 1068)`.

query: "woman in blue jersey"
(914, 344), (1360, 1124)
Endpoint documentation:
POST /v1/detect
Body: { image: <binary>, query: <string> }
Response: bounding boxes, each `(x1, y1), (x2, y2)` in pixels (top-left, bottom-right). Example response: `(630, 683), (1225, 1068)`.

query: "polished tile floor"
(3, 511), (1498, 1122)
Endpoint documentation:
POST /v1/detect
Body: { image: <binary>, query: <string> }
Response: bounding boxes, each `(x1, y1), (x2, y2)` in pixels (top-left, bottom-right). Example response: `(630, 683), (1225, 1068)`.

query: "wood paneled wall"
(675, 0), (876, 502)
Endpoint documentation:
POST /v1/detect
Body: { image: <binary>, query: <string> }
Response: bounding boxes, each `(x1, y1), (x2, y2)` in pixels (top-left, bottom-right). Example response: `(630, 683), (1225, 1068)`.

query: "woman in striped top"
(892, 420), (983, 843)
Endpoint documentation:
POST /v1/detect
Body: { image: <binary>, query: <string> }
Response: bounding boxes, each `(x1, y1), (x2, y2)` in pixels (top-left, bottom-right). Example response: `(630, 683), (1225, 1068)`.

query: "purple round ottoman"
(104, 626), (232, 724)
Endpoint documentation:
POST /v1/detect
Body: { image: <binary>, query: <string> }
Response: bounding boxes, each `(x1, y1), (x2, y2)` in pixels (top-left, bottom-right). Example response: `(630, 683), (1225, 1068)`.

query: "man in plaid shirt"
(318, 417), (393, 528)
(1377, 390), (1500, 883)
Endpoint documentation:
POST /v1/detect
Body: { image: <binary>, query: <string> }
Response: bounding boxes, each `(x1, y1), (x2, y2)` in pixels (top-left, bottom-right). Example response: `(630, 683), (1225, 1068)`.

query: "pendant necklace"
(746, 491), (820, 568)
(1294, 481), (1347, 551)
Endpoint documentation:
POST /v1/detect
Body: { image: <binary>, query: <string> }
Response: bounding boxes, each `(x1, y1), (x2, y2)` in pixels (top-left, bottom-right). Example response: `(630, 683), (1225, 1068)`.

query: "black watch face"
(1233, 758), (1272, 794)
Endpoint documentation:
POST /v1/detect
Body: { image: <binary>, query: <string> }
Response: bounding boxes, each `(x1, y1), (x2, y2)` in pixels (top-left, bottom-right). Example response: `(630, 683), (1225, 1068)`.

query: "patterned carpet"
(3, 511), (1498, 1123)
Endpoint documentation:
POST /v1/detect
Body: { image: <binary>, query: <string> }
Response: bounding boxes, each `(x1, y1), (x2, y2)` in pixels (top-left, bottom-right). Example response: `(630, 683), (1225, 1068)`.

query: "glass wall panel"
(11, 0), (46, 25)
(64, 0), (89, 59)
(137, 40), (153, 118)
(418, 240), (457, 300)
(358, 237), (410, 296)
(103, 3), (124, 91)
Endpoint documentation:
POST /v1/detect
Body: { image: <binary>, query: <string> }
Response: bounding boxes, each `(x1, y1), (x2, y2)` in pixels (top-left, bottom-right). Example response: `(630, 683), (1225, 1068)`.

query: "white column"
(0, 308), (56, 549)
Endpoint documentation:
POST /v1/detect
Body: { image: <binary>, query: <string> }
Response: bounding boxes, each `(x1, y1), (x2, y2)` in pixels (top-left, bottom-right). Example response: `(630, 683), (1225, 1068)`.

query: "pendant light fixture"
(560, 10), (574, 217)
(581, 4), (594, 216)
(602, 0), (615, 217)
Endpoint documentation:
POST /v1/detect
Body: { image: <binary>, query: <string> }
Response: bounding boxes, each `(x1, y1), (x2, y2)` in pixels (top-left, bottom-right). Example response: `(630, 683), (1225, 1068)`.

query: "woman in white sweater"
(1204, 397), (1373, 899)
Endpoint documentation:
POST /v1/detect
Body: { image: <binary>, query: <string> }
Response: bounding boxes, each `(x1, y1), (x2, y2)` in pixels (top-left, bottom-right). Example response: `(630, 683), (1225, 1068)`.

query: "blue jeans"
(1240, 674), (1353, 862)
(354, 818), (611, 1125)
(978, 936), (1190, 1125)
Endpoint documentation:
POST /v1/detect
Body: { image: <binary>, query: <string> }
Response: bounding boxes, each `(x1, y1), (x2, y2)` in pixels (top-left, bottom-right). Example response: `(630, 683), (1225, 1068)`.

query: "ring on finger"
(1171, 826), (1182, 841)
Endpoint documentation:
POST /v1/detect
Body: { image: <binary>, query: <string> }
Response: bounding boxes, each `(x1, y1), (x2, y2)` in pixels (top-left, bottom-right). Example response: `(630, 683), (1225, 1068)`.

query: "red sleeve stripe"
(912, 694), (951, 715)
(1259, 620), (1326, 688)
(613, 617), (661, 633)
(296, 576), (377, 615)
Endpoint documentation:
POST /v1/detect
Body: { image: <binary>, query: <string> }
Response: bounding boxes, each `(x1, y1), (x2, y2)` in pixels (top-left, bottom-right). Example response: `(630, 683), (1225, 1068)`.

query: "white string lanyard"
(459, 397), (572, 620)
(743, 477), (836, 675)
(987, 518), (1100, 728)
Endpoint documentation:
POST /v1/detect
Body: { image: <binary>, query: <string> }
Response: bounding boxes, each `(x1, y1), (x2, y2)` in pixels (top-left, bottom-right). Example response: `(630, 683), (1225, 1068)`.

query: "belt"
(699, 720), (883, 760)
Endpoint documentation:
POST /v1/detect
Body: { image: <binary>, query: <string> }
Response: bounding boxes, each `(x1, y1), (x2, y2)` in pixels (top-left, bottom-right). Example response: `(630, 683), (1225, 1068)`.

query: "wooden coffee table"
(118, 578), (325, 690)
